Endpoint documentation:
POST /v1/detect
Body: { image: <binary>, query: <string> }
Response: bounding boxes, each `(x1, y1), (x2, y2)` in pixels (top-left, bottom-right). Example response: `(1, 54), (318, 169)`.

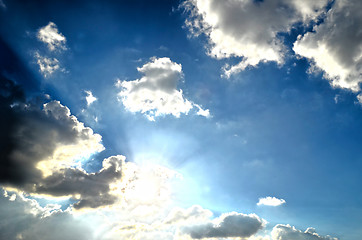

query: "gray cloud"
(271, 224), (338, 240)
(183, 212), (265, 239)
(0, 78), (124, 209)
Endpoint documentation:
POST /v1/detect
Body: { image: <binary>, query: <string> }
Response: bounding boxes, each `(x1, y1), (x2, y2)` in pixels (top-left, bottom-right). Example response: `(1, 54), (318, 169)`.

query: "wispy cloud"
(37, 22), (67, 51)
(0, 0), (6, 10)
(34, 52), (62, 77)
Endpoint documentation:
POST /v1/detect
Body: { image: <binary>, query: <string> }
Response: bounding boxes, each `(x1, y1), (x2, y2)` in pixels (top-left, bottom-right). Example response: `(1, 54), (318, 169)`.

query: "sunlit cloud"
(117, 57), (210, 120)
(294, 0), (362, 96)
(84, 90), (97, 106)
(182, 0), (329, 77)
(37, 22), (67, 52)
(34, 52), (62, 77)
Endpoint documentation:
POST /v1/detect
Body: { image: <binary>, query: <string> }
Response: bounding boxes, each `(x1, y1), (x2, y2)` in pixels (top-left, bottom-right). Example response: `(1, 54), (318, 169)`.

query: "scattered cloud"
(257, 196), (286, 206)
(182, 0), (329, 77)
(294, 0), (362, 93)
(34, 52), (62, 77)
(0, 75), (338, 240)
(182, 212), (265, 239)
(37, 22), (67, 51)
(271, 224), (338, 240)
(84, 90), (97, 106)
(117, 57), (209, 120)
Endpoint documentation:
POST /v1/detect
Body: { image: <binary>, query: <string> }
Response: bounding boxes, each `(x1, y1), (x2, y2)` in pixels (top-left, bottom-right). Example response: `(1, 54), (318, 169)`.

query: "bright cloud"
(182, 0), (329, 77)
(34, 52), (62, 77)
(84, 90), (97, 106)
(257, 196), (286, 206)
(271, 224), (338, 240)
(37, 22), (67, 51)
(118, 57), (210, 120)
(294, 0), (362, 93)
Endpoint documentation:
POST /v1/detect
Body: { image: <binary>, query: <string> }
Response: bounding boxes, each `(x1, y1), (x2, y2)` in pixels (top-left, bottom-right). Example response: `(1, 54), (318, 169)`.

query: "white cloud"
(182, 0), (329, 77)
(84, 90), (97, 106)
(34, 52), (62, 77)
(257, 196), (286, 206)
(118, 57), (210, 120)
(37, 22), (67, 51)
(271, 224), (338, 240)
(293, 0), (362, 93)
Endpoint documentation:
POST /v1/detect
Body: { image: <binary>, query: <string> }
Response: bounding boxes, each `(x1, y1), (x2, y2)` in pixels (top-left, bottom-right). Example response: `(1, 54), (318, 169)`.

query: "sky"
(0, 0), (362, 239)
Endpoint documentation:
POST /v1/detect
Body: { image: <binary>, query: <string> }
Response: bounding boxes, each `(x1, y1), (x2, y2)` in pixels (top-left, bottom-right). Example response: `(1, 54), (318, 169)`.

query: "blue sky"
(1, 0), (362, 239)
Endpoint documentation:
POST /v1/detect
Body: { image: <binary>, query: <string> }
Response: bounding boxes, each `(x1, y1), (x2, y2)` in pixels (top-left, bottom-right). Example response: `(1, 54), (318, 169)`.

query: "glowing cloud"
(37, 22), (67, 51)
(118, 57), (210, 120)
(182, 0), (329, 77)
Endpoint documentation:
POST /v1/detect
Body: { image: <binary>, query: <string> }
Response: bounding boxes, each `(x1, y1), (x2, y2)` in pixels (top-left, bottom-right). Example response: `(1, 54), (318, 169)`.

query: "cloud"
(182, 212), (265, 239)
(294, 0), (362, 93)
(37, 22), (67, 51)
(84, 90), (97, 106)
(0, 78), (129, 209)
(34, 52), (62, 77)
(0, 190), (95, 240)
(257, 196), (286, 206)
(117, 57), (210, 120)
(271, 224), (338, 240)
(182, 0), (329, 77)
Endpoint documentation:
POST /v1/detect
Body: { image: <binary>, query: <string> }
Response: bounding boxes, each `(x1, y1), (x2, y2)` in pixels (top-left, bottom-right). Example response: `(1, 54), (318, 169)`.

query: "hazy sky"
(1, 0), (362, 239)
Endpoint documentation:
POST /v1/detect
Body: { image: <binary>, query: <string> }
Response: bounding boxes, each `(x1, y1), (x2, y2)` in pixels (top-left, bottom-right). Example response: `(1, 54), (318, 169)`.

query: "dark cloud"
(0, 75), (123, 209)
(183, 212), (264, 239)
(36, 156), (123, 209)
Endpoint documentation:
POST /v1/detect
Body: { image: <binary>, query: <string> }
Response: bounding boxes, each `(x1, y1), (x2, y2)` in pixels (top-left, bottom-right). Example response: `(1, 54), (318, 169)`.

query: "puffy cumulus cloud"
(257, 196), (286, 206)
(37, 22), (67, 51)
(182, 212), (266, 239)
(84, 90), (97, 106)
(294, 0), (362, 93)
(34, 52), (62, 77)
(271, 224), (338, 240)
(117, 57), (210, 120)
(182, 0), (329, 77)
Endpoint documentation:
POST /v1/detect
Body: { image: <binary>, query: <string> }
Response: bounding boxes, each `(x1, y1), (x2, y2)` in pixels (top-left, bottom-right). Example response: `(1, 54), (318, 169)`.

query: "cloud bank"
(118, 57), (210, 120)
